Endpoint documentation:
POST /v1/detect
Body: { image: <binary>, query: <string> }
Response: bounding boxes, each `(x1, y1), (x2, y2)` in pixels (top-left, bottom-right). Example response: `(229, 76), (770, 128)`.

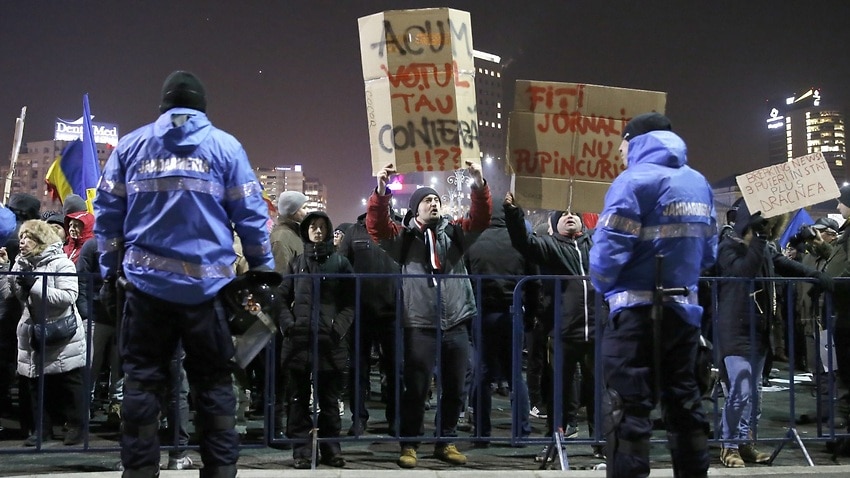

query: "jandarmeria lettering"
(137, 157), (210, 174)
(663, 201), (711, 217)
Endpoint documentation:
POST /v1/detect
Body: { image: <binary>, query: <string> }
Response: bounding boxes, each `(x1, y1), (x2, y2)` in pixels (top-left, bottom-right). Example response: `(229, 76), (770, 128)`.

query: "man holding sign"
(590, 113), (717, 478)
(366, 161), (490, 469)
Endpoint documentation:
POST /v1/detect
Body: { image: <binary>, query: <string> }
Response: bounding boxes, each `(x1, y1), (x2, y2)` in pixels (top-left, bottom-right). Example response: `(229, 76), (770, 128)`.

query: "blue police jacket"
(589, 130), (717, 327)
(0, 205), (14, 245)
(93, 108), (273, 305)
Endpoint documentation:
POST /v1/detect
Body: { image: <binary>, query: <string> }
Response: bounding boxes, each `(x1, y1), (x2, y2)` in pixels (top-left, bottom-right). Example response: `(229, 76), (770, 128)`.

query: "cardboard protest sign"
(736, 152), (839, 218)
(358, 8), (479, 176)
(507, 80), (666, 211)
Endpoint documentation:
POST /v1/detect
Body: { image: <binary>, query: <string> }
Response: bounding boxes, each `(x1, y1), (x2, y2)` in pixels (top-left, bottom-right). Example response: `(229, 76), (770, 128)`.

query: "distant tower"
(766, 88), (847, 182)
(303, 177), (327, 212)
(473, 49), (507, 196)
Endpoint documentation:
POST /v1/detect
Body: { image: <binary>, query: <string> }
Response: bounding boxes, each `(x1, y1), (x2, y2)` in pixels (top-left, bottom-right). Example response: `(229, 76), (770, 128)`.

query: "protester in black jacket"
(76, 237), (123, 426)
(504, 192), (604, 460)
(279, 211), (354, 469)
(464, 206), (538, 443)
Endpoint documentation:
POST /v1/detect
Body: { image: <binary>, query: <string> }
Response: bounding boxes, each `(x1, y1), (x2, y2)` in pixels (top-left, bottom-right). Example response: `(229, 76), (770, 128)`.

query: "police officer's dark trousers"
(601, 306), (709, 478)
(120, 288), (237, 477)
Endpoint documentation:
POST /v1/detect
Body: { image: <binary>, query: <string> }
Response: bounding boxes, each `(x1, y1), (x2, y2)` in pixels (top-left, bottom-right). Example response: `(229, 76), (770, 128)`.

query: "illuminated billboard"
(766, 88), (823, 131)
(55, 117), (119, 146)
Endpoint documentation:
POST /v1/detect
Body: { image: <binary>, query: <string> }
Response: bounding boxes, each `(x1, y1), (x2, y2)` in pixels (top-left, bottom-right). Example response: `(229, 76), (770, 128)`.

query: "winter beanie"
(839, 184), (850, 207)
(63, 194), (87, 215)
(8, 193), (41, 221)
(622, 112), (672, 141)
(277, 191), (308, 218)
(159, 70), (207, 113)
(46, 213), (65, 227)
(549, 211), (565, 234)
(408, 187), (440, 213)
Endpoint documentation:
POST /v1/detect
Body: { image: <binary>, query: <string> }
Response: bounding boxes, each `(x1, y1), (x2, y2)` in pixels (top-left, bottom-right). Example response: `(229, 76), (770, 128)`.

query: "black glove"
(749, 212), (769, 237)
(100, 279), (119, 323)
(15, 275), (36, 293)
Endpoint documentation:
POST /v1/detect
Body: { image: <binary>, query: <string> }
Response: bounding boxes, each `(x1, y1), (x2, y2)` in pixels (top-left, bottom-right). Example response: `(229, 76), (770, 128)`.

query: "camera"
(799, 225), (817, 241)
(790, 225), (817, 246)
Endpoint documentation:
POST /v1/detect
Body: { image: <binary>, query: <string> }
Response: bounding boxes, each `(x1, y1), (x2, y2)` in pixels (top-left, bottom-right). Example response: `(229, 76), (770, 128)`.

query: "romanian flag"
(45, 94), (101, 213)
(261, 187), (277, 233)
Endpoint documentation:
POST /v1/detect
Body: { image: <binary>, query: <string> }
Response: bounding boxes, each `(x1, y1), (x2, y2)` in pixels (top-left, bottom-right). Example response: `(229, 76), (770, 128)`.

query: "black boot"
(667, 430), (709, 477)
(199, 464), (237, 478)
(122, 464), (160, 478)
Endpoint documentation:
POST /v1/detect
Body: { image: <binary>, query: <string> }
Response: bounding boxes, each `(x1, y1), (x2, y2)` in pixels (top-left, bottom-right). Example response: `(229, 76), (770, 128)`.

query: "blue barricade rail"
(0, 270), (847, 466)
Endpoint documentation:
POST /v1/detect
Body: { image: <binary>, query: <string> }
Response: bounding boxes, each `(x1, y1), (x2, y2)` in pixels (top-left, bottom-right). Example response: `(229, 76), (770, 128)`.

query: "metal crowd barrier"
(0, 270), (847, 468)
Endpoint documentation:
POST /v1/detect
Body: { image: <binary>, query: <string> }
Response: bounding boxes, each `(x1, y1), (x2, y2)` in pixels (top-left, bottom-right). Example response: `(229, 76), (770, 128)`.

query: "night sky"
(2, 0), (849, 222)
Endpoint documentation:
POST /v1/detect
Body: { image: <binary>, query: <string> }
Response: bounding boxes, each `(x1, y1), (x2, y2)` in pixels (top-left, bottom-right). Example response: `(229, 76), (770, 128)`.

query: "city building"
(474, 49), (509, 197)
(254, 165), (304, 202)
(254, 164), (327, 213)
(303, 177), (327, 212)
(766, 88), (847, 182)
(0, 139), (112, 212)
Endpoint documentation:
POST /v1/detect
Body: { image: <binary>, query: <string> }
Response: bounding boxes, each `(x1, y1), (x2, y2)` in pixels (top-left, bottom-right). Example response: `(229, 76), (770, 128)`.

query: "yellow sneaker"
(720, 446), (745, 468)
(398, 447), (417, 469)
(434, 443), (467, 465)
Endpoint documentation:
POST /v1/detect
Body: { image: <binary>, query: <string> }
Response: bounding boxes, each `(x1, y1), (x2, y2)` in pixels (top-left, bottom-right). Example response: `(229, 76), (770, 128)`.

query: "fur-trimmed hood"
(18, 219), (61, 258)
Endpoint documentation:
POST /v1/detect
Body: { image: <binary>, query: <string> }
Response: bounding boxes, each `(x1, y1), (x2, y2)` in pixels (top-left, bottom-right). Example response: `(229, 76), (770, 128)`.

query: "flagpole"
(4, 106), (27, 203)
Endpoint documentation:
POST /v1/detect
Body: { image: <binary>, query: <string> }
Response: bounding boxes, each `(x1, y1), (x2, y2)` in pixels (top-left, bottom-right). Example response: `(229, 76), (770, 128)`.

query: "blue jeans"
(721, 353), (766, 448)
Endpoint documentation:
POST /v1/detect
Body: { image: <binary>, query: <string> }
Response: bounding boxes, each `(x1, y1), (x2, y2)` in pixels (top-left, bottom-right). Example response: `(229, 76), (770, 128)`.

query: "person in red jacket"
(63, 211), (94, 264)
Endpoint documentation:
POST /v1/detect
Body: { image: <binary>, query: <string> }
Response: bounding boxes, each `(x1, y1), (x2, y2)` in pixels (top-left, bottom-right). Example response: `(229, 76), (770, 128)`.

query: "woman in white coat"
(0, 219), (86, 446)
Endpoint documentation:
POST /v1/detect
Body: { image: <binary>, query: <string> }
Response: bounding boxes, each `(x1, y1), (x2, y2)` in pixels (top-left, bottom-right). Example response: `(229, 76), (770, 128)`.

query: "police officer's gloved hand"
(749, 212), (769, 238)
(100, 279), (119, 322)
(16, 275), (36, 294)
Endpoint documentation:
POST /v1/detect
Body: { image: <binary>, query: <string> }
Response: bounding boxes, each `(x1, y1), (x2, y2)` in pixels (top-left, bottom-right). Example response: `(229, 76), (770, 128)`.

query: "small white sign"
(736, 152), (839, 218)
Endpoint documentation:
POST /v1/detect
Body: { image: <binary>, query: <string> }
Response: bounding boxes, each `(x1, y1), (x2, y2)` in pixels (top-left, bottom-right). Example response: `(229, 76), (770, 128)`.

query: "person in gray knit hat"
(266, 189), (310, 444)
(271, 191), (309, 273)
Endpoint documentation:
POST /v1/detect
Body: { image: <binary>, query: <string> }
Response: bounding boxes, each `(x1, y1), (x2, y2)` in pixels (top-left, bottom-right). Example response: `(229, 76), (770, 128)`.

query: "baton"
(652, 254), (689, 403)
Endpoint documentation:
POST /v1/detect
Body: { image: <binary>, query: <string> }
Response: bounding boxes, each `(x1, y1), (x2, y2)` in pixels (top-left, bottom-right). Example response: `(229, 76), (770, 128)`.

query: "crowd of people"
(1, 72), (849, 478)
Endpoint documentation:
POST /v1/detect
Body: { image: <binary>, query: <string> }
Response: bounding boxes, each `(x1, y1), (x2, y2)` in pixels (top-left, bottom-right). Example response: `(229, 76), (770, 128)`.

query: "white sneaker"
(529, 406), (548, 419)
(338, 399), (345, 417)
(166, 455), (193, 470)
